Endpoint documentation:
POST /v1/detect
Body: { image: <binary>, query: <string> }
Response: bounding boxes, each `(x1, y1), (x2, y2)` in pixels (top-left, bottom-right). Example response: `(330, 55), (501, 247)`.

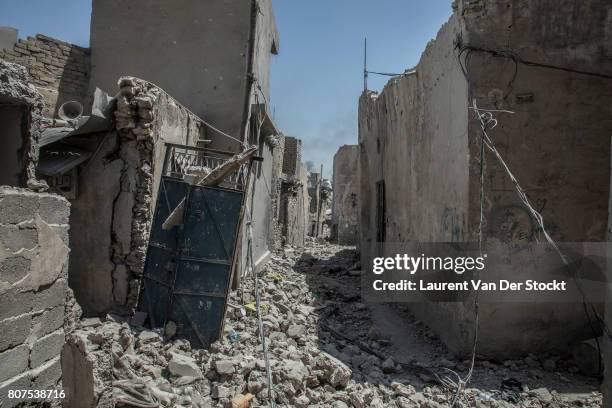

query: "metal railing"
(162, 143), (248, 191)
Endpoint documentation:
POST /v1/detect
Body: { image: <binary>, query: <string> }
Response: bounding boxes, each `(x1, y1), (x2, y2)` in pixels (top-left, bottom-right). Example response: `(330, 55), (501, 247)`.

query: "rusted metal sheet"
(138, 143), (249, 348)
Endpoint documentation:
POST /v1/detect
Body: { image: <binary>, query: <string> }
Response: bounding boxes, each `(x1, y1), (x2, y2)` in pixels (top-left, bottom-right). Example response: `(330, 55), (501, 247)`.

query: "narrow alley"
(66, 240), (601, 407)
(1, 1), (612, 407)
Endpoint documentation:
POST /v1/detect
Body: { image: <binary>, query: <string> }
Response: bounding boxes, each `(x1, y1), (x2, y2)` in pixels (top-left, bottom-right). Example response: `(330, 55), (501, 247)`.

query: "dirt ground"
(71, 239), (602, 407)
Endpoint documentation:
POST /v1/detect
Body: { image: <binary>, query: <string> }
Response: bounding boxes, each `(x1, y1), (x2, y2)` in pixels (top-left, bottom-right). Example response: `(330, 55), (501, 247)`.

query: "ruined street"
(68, 240), (601, 408)
(1, 1), (612, 407)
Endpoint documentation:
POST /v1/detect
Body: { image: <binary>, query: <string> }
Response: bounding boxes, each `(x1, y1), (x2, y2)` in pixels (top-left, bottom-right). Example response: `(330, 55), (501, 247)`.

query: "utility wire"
(244, 92), (276, 407)
(139, 79), (248, 148)
(366, 70), (406, 77)
(450, 41), (612, 402)
(456, 44), (612, 80)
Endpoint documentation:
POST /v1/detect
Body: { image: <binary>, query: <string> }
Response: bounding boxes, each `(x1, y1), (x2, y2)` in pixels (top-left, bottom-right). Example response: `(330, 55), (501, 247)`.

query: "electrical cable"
(138, 79), (249, 148)
(451, 41), (612, 402)
(245, 92), (276, 407)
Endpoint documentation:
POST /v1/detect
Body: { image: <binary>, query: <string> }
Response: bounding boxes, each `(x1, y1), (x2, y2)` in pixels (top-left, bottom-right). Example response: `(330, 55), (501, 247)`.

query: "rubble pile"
(68, 240), (602, 407)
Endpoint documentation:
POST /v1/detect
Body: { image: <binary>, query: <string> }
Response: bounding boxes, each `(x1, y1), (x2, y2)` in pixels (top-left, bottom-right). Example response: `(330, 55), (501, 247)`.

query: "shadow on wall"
(293, 250), (600, 399)
(0, 102), (27, 186)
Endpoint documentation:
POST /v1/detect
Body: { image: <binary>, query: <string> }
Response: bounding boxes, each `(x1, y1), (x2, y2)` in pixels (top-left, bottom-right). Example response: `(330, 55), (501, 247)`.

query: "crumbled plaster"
(111, 77), (160, 313)
(0, 59), (46, 190)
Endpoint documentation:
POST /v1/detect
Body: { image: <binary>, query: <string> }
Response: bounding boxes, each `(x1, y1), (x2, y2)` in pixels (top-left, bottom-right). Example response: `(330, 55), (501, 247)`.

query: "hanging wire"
(243, 89), (276, 407)
(139, 79), (249, 148)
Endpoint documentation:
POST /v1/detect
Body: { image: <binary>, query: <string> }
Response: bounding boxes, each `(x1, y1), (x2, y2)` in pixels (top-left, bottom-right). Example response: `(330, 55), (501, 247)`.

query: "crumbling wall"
(282, 137), (302, 176)
(268, 136), (286, 251)
(359, 0), (612, 357)
(89, 0), (251, 152)
(460, 0), (612, 242)
(0, 34), (90, 117)
(0, 188), (70, 408)
(332, 145), (360, 245)
(0, 59), (45, 190)
(280, 162), (310, 247)
(307, 173), (328, 237)
(69, 77), (204, 316)
(245, 135), (283, 273)
(279, 137), (309, 247)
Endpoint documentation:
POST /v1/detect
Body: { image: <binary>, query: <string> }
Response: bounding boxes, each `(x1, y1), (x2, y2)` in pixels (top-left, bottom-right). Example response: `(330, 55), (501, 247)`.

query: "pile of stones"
(66, 240), (602, 407)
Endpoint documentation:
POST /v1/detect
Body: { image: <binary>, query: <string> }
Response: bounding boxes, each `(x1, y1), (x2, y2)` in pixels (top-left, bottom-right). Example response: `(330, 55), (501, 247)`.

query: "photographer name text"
(372, 279), (567, 292)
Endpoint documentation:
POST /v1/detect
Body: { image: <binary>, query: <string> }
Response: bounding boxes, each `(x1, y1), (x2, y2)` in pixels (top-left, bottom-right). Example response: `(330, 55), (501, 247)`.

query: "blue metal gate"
(138, 144), (249, 348)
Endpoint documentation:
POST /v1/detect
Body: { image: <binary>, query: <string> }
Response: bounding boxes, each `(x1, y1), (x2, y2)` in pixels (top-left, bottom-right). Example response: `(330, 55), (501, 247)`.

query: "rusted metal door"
(138, 144), (248, 348)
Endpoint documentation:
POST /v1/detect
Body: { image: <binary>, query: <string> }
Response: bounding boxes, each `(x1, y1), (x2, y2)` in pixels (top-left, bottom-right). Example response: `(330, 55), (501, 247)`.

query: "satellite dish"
(58, 101), (84, 121)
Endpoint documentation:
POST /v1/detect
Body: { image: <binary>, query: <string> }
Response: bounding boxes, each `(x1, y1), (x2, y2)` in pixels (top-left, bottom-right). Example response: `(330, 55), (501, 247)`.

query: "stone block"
(0, 289), (34, 321)
(32, 305), (64, 339)
(50, 225), (70, 245)
(62, 341), (95, 408)
(32, 278), (67, 313)
(0, 225), (38, 251)
(38, 194), (70, 225)
(0, 370), (31, 408)
(31, 356), (61, 389)
(0, 192), (38, 224)
(0, 344), (29, 383)
(30, 329), (65, 369)
(0, 256), (31, 284)
(0, 314), (31, 352)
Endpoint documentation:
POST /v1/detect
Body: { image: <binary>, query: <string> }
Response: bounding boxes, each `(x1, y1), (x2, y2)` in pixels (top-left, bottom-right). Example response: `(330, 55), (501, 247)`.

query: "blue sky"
(0, 1), (452, 178)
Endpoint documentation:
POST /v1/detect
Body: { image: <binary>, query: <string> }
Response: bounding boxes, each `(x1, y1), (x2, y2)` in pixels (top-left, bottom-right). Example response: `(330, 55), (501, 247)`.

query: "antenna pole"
(364, 38), (368, 91)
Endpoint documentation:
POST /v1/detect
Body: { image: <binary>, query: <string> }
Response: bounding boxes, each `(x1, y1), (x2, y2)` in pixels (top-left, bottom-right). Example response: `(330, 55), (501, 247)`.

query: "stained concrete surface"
(359, 0), (612, 357)
(0, 188), (70, 408)
(332, 145), (360, 245)
(89, 0), (278, 153)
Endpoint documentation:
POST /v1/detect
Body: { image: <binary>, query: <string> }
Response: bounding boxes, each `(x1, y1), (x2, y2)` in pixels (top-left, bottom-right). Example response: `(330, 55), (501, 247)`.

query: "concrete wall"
(90, 0), (278, 152)
(332, 145), (360, 245)
(359, 0), (612, 357)
(0, 188), (70, 408)
(0, 34), (90, 117)
(280, 162), (310, 248)
(278, 136), (309, 247)
(69, 78), (204, 316)
(268, 136), (286, 252)
(307, 172), (331, 238)
(283, 137), (302, 176)
(245, 135), (282, 272)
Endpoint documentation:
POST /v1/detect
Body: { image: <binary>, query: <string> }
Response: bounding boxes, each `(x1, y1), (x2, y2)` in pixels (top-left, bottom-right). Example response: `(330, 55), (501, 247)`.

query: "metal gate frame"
(138, 143), (254, 348)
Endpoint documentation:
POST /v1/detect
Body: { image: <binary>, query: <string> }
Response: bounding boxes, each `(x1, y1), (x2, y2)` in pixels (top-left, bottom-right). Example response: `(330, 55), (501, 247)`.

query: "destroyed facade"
(0, 60), (71, 407)
(359, 0), (612, 357)
(278, 136), (310, 248)
(332, 145), (360, 245)
(2, 0), (612, 406)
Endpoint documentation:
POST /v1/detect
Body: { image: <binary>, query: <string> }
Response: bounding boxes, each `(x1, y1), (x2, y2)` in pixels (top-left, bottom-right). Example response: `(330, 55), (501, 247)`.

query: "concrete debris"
(62, 240), (602, 407)
(168, 352), (203, 379)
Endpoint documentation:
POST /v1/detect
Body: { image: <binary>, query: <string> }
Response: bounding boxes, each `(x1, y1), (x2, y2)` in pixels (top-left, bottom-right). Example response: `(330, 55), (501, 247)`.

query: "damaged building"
(0, 59), (72, 407)
(278, 136), (310, 248)
(332, 145), (360, 246)
(1, 0), (284, 317)
(359, 0), (612, 358)
(307, 171), (332, 239)
(5, 0), (612, 406)
(0, 0), (289, 404)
